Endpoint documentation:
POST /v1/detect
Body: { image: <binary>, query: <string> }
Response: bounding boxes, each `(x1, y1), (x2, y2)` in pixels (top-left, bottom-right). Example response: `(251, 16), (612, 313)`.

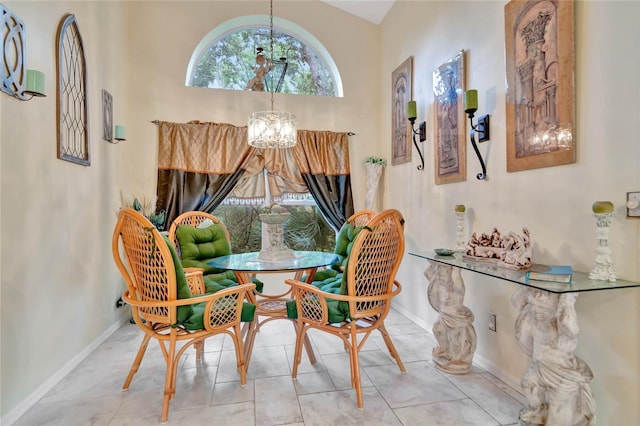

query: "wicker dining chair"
(168, 210), (230, 256)
(347, 209), (376, 227)
(112, 208), (256, 423)
(285, 209), (406, 408)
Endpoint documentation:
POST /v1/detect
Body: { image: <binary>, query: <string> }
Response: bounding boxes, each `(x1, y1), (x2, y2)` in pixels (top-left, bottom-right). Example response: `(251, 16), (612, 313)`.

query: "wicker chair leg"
(195, 340), (204, 361)
(378, 324), (406, 372)
(348, 327), (364, 409)
(123, 334), (152, 390)
(243, 321), (257, 370)
(160, 338), (178, 423)
(291, 321), (307, 379)
(229, 324), (247, 385)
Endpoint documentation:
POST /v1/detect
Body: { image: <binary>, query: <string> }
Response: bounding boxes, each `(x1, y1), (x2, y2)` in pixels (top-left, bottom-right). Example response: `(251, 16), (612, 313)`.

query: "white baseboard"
(472, 353), (525, 397)
(391, 305), (524, 398)
(1, 316), (130, 426)
(391, 304), (431, 331)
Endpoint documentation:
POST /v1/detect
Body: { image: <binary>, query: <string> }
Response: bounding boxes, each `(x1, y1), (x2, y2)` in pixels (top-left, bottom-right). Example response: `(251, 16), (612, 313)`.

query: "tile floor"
(14, 309), (525, 426)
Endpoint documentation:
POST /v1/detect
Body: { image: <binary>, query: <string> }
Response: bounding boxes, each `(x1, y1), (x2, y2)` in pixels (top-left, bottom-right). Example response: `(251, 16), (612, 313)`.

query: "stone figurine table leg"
(512, 288), (596, 426)
(425, 261), (477, 374)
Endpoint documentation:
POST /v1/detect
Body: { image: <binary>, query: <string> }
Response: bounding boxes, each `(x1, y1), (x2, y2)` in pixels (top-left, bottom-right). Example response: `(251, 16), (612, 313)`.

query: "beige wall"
(1, 0), (639, 424)
(0, 1), (380, 422)
(382, 1), (640, 425)
(1, 1), (130, 419)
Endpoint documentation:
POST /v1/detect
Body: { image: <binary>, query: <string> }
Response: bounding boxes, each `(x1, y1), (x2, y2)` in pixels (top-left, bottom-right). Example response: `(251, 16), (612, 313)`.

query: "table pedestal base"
(425, 262), (477, 374)
(512, 288), (596, 426)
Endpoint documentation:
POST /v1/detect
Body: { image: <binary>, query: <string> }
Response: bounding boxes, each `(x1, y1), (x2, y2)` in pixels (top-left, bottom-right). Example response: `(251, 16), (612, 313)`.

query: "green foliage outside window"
(212, 204), (335, 254)
(190, 28), (336, 96)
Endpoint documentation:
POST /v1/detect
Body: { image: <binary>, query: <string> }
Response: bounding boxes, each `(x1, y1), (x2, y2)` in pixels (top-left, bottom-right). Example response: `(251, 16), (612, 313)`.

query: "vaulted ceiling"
(320, 1), (395, 25)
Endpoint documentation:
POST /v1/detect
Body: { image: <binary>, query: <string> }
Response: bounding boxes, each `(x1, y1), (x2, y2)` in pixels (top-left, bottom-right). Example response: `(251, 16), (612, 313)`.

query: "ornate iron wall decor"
(56, 14), (90, 166)
(1, 4), (27, 99)
(102, 89), (113, 142)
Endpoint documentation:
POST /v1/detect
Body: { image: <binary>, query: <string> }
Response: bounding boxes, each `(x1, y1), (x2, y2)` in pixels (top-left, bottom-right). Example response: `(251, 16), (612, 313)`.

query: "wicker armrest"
(184, 267), (205, 294)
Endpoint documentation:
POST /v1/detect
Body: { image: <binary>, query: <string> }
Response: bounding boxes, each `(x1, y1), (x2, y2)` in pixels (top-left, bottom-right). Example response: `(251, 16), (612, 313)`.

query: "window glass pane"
(212, 203), (335, 254)
(189, 28), (336, 96)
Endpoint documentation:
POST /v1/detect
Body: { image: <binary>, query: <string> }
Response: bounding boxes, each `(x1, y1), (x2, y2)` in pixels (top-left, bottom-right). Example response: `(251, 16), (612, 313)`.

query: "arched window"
(186, 16), (343, 97)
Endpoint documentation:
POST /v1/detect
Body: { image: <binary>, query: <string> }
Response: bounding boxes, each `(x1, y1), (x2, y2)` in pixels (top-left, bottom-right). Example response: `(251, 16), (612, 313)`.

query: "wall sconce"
(407, 100), (427, 170)
(464, 90), (490, 180)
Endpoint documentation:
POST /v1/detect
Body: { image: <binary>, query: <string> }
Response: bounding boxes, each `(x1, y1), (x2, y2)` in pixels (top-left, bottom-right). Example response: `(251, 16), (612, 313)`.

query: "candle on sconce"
(407, 100), (417, 120)
(464, 90), (478, 112)
(25, 70), (46, 96)
(114, 125), (126, 140)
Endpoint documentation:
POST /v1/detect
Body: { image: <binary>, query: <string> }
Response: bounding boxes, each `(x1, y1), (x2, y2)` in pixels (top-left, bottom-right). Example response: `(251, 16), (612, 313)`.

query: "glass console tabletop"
(409, 250), (640, 294)
(208, 250), (341, 273)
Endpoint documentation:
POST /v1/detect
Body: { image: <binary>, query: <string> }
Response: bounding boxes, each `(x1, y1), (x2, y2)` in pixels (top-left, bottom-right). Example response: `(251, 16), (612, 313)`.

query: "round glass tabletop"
(207, 250), (341, 273)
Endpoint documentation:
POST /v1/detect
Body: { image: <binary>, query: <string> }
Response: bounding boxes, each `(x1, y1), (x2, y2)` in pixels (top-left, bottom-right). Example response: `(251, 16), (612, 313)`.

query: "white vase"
(364, 162), (383, 211)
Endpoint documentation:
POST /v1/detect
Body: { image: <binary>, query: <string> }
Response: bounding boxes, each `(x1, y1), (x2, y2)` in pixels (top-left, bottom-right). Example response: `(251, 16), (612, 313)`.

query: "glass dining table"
(208, 250), (342, 364)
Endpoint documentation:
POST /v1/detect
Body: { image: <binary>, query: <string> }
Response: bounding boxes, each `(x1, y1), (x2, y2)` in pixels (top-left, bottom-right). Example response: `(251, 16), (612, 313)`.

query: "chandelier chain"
(269, 0), (274, 111)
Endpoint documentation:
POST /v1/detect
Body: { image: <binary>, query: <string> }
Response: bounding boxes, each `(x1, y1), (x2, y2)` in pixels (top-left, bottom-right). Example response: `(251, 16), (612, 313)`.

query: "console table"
(409, 250), (640, 426)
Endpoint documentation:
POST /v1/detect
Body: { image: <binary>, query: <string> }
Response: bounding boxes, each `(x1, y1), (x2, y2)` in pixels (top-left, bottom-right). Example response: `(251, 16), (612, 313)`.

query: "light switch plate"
(626, 191), (640, 218)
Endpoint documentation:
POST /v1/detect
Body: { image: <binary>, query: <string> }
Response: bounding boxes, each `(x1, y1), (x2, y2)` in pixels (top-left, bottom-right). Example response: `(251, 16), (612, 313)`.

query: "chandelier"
(247, 0), (297, 148)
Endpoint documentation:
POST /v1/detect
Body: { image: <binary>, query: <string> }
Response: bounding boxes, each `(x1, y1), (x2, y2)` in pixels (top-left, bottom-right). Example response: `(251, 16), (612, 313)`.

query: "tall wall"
(1, 1), (130, 419)
(382, 1), (640, 425)
(0, 1), (380, 422)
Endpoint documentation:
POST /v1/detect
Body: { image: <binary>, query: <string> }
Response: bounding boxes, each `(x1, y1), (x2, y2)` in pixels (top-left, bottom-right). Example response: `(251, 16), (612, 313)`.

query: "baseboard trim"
(1, 316), (129, 426)
(391, 304), (431, 331)
(392, 305), (524, 398)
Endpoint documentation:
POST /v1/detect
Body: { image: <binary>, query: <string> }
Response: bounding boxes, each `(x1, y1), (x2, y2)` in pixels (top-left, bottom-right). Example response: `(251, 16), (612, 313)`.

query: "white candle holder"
(589, 202), (616, 282)
(454, 205), (466, 253)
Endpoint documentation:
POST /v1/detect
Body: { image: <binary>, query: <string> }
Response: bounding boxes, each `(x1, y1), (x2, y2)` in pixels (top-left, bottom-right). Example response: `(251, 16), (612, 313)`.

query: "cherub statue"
(246, 48), (274, 92)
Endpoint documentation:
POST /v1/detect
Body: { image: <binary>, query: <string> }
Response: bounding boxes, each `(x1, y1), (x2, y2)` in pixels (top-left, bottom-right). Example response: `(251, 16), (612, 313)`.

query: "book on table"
(526, 265), (573, 284)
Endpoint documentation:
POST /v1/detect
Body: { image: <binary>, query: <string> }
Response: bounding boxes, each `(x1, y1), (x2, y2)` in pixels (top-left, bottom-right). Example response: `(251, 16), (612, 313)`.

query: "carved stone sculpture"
(425, 262), (476, 374)
(512, 288), (596, 426)
(258, 204), (294, 261)
(246, 48), (274, 92)
(466, 226), (532, 269)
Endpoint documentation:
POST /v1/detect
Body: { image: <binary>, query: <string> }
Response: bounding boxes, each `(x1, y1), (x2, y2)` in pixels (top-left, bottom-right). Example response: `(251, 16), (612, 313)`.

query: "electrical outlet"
(488, 312), (497, 332)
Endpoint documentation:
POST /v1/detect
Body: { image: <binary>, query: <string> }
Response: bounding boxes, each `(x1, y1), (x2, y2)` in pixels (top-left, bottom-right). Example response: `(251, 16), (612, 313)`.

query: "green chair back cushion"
(161, 236), (194, 325)
(175, 223), (264, 293)
(176, 224), (231, 273)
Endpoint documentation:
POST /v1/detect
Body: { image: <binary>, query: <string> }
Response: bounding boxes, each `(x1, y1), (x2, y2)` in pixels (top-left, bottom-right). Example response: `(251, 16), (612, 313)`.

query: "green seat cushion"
(181, 301), (256, 331)
(286, 298), (349, 324)
(161, 236), (255, 330)
(286, 223), (370, 323)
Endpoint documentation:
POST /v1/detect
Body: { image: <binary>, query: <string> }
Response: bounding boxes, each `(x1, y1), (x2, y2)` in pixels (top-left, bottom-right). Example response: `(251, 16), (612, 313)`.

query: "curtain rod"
(150, 120), (354, 135)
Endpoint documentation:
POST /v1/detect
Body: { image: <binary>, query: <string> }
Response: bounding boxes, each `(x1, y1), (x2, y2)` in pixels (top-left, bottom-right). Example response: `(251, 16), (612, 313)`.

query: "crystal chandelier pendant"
(247, 0), (297, 148)
(248, 110), (296, 148)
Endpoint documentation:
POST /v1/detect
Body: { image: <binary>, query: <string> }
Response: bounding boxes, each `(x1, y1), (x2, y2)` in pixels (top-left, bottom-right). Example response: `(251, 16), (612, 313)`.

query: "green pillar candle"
(114, 125), (126, 140)
(25, 70), (45, 96)
(464, 90), (478, 112)
(592, 201), (614, 213)
(454, 204), (466, 212)
(407, 100), (417, 120)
